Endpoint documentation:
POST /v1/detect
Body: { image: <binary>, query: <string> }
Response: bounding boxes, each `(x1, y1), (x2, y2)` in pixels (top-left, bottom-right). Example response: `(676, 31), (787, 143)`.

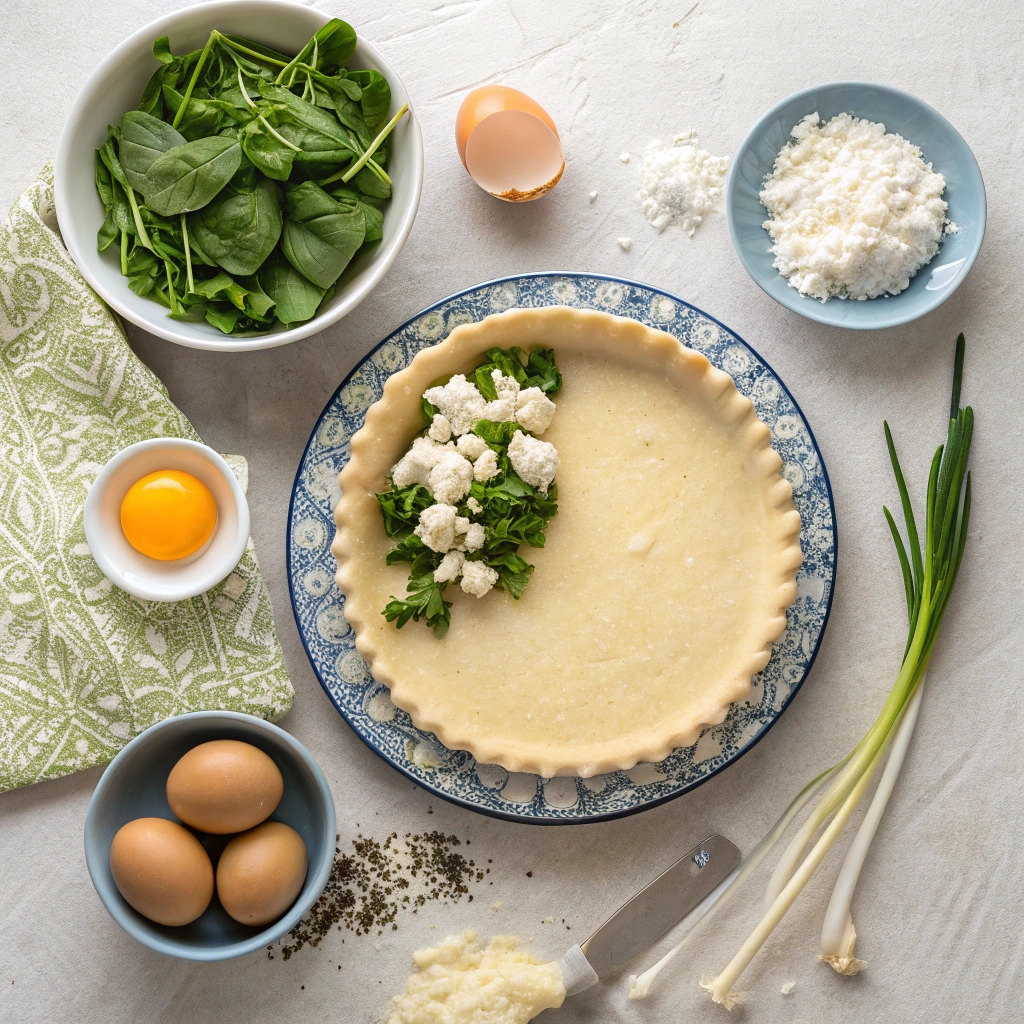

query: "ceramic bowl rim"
(54, 0), (424, 352)
(83, 710), (336, 961)
(83, 437), (250, 601)
(726, 79), (987, 330)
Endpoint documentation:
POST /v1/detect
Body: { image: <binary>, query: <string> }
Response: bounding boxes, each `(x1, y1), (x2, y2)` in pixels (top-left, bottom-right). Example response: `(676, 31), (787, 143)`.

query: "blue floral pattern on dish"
(287, 274), (837, 824)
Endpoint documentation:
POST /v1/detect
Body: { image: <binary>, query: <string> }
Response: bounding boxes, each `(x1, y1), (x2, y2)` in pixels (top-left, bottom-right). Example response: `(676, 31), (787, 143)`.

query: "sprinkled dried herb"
(271, 831), (486, 960)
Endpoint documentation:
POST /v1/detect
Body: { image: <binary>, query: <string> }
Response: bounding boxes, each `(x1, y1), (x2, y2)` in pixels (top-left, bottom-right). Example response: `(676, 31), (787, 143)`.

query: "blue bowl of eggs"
(84, 711), (336, 961)
(726, 81), (986, 330)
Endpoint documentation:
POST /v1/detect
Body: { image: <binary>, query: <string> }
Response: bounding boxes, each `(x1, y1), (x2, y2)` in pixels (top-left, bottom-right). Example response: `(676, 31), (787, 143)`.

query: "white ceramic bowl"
(84, 439), (249, 601)
(55, 0), (423, 352)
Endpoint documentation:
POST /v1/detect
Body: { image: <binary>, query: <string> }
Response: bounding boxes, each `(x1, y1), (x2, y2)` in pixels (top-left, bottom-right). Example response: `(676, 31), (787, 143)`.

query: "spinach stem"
(321, 103), (408, 186)
(216, 35), (288, 69)
(173, 31), (218, 129)
(180, 214), (195, 294)
(163, 259), (178, 314)
(124, 185), (153, 251)
(119, 229), (129, 276)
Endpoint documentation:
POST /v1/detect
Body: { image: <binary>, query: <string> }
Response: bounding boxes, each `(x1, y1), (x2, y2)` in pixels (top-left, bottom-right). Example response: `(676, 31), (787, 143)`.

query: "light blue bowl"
(727, 81), (986, 330)
(84, 712), (336, 961)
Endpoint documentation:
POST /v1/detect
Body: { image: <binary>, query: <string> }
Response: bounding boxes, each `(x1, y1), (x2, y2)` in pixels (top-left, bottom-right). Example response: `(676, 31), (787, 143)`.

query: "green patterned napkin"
(0, 164), (293, 793)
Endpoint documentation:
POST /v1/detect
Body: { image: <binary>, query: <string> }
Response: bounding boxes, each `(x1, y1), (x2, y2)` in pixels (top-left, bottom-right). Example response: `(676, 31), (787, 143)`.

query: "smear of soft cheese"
(760, 112), (954, 302)
(387, 931), (565, 1024)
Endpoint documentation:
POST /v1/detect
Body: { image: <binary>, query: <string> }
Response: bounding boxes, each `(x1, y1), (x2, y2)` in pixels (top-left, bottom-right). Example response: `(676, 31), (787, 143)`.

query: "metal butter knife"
(557, 834), (740, 995)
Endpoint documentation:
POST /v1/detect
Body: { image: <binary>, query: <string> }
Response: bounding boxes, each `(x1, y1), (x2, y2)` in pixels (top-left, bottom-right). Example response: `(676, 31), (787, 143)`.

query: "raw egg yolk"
(120, 470), (217, 561)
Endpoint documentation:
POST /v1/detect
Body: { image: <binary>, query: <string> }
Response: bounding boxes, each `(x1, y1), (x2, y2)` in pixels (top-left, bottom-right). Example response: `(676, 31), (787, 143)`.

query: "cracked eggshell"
(456, 85), (564, 202)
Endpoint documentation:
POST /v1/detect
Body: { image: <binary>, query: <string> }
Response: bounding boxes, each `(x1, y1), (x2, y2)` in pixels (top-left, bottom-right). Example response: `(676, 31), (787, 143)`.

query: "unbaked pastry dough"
(333, 308), (801, 777)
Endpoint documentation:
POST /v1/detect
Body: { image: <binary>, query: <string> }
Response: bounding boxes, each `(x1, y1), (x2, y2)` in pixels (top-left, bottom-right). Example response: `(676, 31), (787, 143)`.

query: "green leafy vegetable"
(92, 19), (408, 335)
(378, 347), (562, 637)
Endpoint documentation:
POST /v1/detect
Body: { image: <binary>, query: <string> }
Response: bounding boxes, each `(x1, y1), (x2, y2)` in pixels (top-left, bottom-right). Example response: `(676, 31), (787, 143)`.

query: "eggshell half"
(216, 822), (308, 927)
(456, 85), (564, 202)
(167, 739), (283, 834)
(109, 817), (214, 927)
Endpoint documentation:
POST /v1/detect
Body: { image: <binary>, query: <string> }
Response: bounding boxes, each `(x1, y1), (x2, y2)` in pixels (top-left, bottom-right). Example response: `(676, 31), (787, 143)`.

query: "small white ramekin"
(84, 438), (249, 602)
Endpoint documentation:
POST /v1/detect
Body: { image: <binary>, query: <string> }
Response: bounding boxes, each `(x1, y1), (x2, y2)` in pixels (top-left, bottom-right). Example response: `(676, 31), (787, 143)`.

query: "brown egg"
(216, 822), (308, 926)
(167, 739), (283, 834)
(109, 817), (214, 926)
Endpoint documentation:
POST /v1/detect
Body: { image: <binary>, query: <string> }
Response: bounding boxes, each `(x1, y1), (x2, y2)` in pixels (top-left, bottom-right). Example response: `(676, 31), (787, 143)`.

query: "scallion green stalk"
(698, 334), (972, 1008)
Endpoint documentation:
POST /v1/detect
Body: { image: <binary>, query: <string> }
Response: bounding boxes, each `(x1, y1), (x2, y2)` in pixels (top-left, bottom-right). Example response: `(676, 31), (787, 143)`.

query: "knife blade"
(559, 834), (740, 994)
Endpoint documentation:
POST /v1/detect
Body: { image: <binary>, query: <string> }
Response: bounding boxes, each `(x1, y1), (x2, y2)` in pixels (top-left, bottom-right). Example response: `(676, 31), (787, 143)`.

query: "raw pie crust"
(333, 307), (802, 778)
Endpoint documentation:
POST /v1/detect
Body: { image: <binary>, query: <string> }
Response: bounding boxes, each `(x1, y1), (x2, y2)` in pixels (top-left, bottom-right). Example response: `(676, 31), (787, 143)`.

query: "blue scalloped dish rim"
(287, 273), (838, 824)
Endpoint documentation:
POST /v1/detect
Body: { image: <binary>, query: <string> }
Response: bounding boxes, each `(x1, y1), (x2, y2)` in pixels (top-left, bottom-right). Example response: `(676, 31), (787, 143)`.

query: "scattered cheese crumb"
(466, 496), (483, 514)
(760, 112), (952, 301)
(541, 917), (554, 924)
(428, 414), (452, 443)
(638, 131), (729, 236)
(491, 369), (520, 402)
(433, 550), (466, 583)
(617, 237), (633, 251)
(490, 901), (503, 911)
(508, 430), (558, 491)
(424, 375), (487, 435)
(461, 522), (485, 552)
(391, 436), (445, 490)
(781, 981), (796, 995)
(515, 387), (556, 435)
(619, 152), (631, 163)
(588, 190), (598, 201)
(457, 434), (488, 462)
(428, 449), (474, 505)
(473, 448), (499, 482)
(483, 397), (517, 423)
(415, 504), (457, 552)
(460, 561), (499, 598)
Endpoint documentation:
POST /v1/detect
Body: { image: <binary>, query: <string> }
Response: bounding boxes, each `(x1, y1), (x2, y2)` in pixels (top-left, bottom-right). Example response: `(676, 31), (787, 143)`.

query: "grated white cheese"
(638, 131), (729, 236)
(760, 112), (954, 302)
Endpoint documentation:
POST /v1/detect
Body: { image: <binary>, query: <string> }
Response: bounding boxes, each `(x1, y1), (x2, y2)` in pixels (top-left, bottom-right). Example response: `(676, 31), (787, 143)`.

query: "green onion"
(630, 334), (973, 1007)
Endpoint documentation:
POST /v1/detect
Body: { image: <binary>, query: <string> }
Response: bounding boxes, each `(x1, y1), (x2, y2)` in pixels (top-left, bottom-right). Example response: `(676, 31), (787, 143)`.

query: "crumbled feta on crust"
(428, 450), (474, 505)
(457, 434), (488, 461)
(466, 497), (483, 514)
(473, 448), (499, 482)
(423, 375), (487, 436)
(482, 398), (516, 423)
(391, 436), (445, 490)
(415, 504), (457, 552)
(428, 414), (452, 443)
(515, 387), (556, 435)
(491, 369), (520, 402)
(462, 523), (485, 552)
(508, 430), (558, 491)
(460, 561), (499, 598)
(433, 550), (465, 583)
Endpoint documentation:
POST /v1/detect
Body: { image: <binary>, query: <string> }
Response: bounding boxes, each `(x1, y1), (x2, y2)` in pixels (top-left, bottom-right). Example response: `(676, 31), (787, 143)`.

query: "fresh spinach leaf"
(239, 119), (296, 181)
(118, 110), (186, 192)
(190, 177), (282, 275)
(141, 135), (241, 215)
(280, 181), (365, 288)
(259, 252), (325, 323)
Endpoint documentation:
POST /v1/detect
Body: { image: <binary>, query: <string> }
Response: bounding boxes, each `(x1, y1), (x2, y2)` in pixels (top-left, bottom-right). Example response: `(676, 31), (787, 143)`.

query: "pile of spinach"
(94, 19), (408, 334)
(376, 347), (563, 638)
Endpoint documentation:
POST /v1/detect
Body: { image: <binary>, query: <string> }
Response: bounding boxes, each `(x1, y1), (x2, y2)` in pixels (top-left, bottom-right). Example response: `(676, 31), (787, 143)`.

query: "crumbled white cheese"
(457, 434), (488, 461)
(415, 503), (457, 552)
(508, 431), (558, 492)
(617, 237), (633, 251)
(433, 550), (465, 583)
(474, 448), (499, 482)
(781, 981), (796, 995)
(483, 398), (517, 423)
(638, 131), (729, 236)
(491, 369), (520, 402)
(466, 497), (483, 514)
(424, 375), (487, 435)
(428, 414), (452, 443)
(428, 449), (474, 505)
(515, 387), (556, 435)
(461, 522), (485, 552)
(391, 436), (446, 490)
(619, 152), (631, 163)
(460, 561), (499, 598)
(588, 190), (598, 202)
(760, 112), (952, 301)
(387, 931), (564, 1024)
